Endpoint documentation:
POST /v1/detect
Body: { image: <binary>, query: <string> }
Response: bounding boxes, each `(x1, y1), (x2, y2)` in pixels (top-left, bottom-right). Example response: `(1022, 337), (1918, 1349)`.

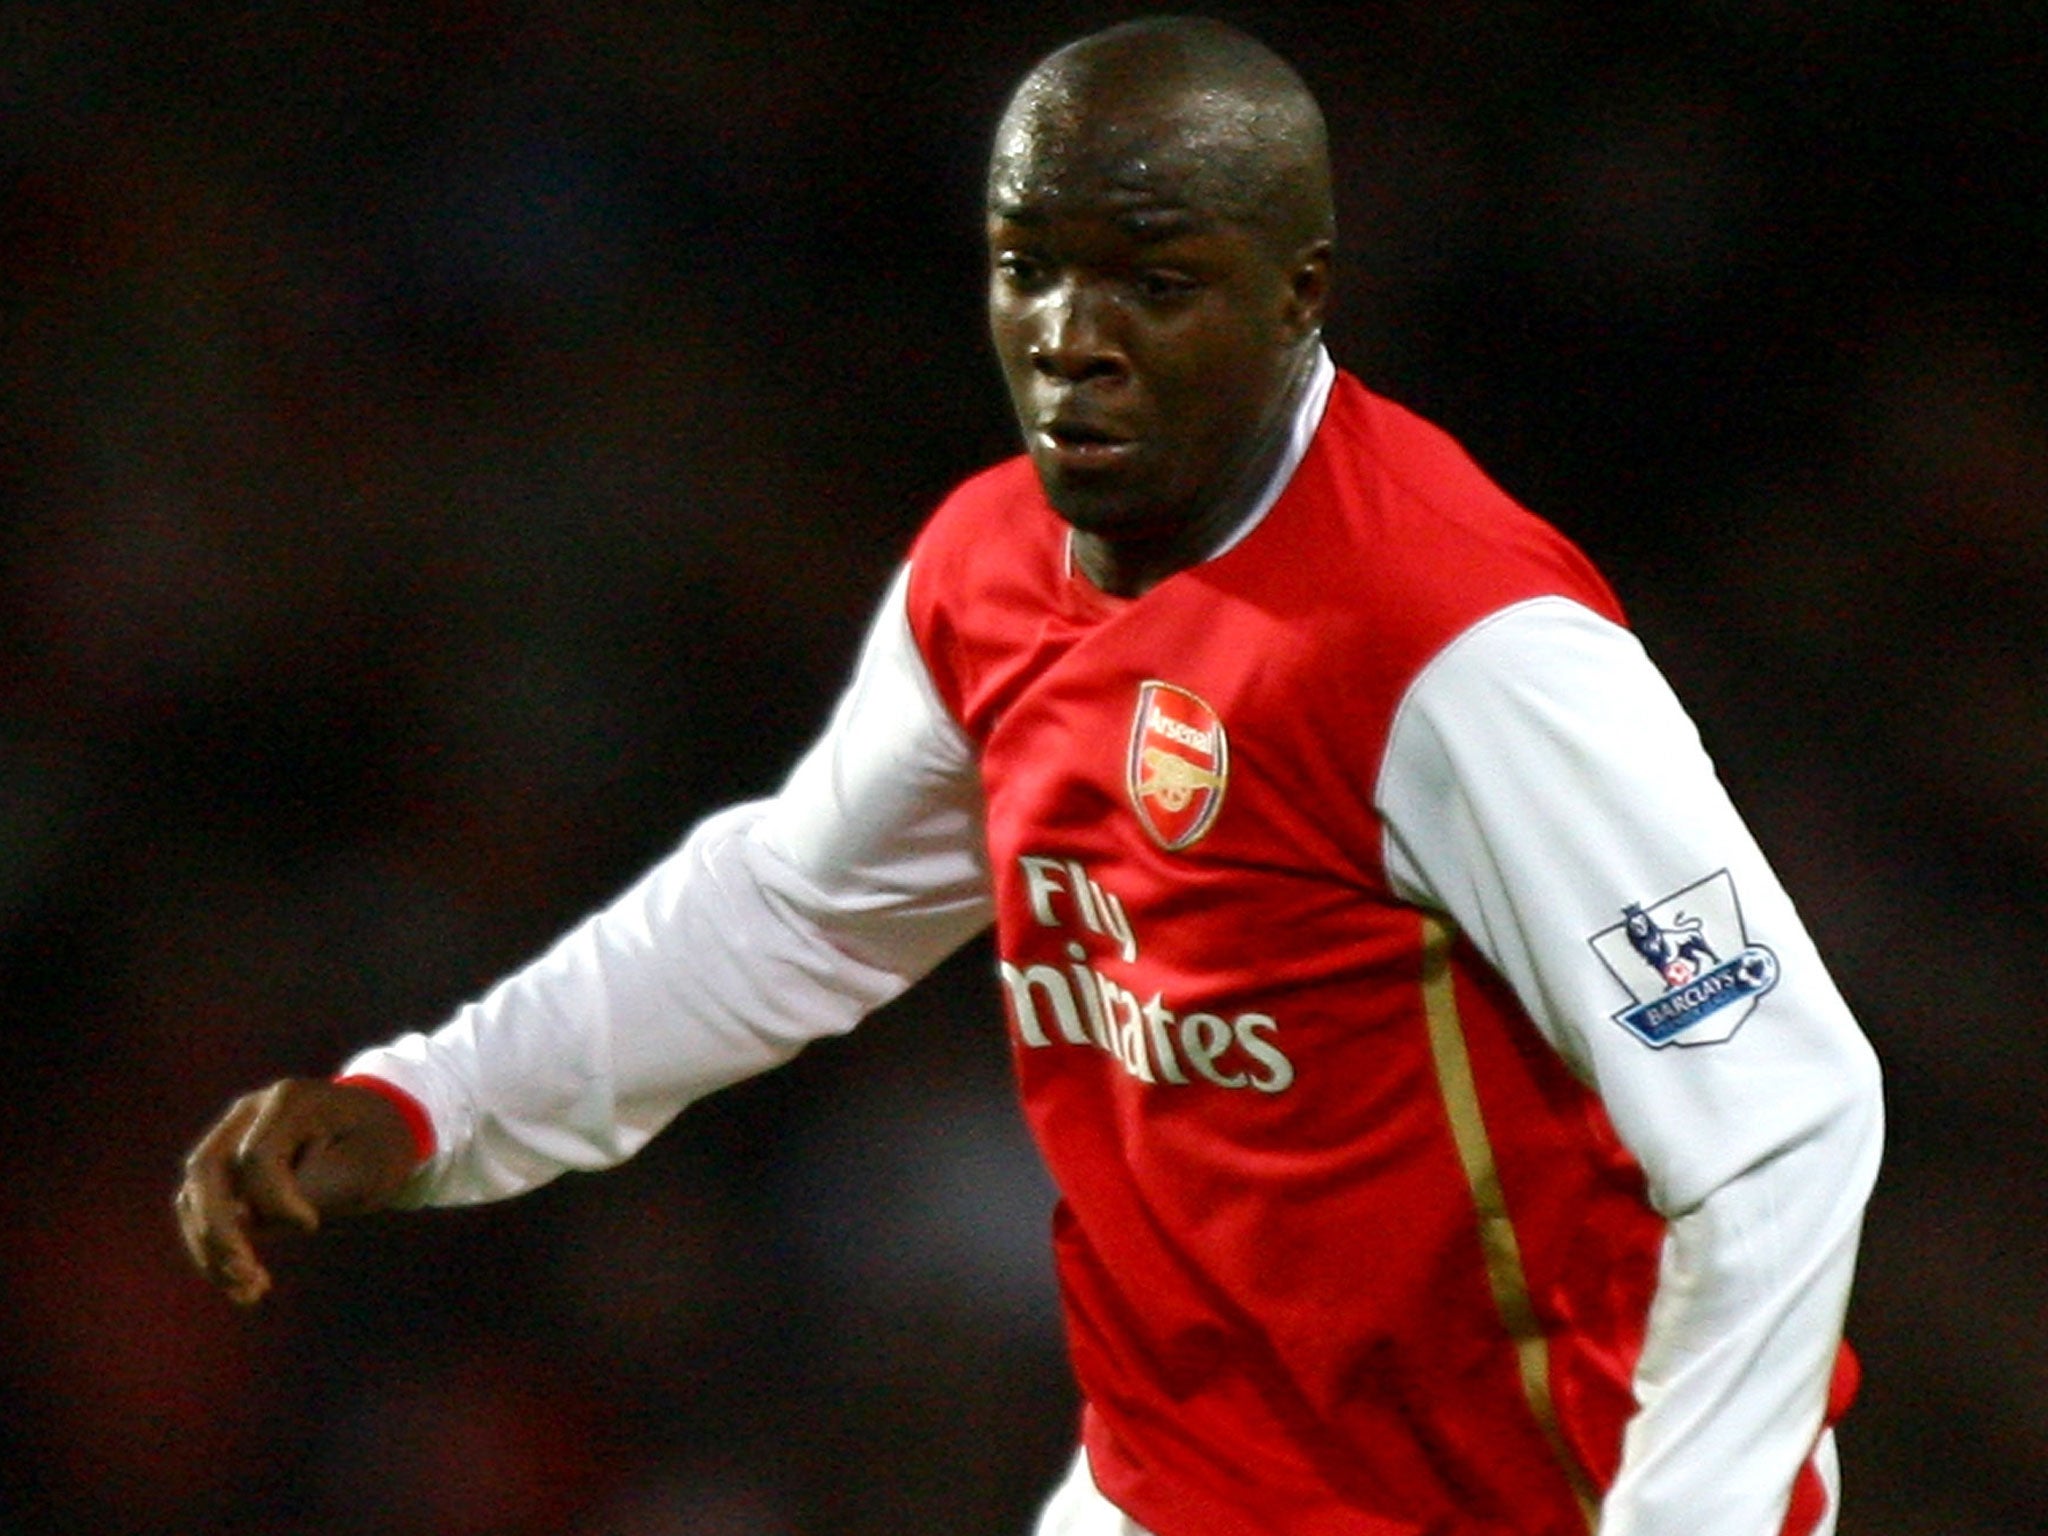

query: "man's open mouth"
(1039, 420), (1138, 465)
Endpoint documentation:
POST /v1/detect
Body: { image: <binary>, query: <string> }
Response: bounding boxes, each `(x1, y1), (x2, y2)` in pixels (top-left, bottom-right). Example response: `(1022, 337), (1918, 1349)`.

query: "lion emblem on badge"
(1621, 903), (1719, 988)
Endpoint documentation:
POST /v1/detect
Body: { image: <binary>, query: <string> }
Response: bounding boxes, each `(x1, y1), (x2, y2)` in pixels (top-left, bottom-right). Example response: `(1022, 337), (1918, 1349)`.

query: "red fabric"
(906, 373), (1655, 1534)
(334, 1073), (436, 1164)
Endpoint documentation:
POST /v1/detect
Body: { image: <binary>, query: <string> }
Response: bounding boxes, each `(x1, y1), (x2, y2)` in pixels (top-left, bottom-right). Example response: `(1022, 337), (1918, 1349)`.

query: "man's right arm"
(1377, 597), (1881, 1535)
(176, 565), (991, 1290)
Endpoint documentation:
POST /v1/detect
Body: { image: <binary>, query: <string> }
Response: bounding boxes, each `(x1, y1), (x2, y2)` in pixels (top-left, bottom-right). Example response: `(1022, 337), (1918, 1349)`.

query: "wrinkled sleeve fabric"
(343, 565), (991, 1206)
(1376, 596), (1883, 1536)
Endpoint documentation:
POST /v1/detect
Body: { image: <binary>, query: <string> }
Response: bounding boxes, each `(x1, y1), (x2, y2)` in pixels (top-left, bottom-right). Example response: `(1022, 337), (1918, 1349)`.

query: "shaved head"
(983, 18), (1337, 593)
(990, 16), (1335, 257)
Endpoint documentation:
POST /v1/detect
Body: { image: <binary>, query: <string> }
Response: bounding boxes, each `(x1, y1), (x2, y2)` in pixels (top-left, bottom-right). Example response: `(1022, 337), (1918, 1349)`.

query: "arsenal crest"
(1127, 681), (1228, 850)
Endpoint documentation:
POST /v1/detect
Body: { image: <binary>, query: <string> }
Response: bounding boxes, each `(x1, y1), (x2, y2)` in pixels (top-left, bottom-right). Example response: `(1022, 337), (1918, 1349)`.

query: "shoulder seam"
(1375, 595), (1619, 815)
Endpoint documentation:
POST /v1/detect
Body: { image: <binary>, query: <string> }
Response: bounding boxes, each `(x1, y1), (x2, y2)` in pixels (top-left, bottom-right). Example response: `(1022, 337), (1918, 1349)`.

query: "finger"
(174, 1096), (275, 1305)
(232, 1081), (326, 1236)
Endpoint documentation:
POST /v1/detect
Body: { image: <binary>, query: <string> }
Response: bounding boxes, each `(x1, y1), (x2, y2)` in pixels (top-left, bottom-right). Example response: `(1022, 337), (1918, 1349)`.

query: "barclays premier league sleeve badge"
(1588, 871), (1780, 1048)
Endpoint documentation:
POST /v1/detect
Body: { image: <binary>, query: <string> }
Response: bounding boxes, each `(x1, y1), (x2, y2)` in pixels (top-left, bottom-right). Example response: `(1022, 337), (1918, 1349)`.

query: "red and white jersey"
(346, 352), (1880, 1536)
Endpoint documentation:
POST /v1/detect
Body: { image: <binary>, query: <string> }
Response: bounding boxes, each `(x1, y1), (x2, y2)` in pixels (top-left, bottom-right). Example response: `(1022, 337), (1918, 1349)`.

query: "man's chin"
(1035, 467), (1163, 539)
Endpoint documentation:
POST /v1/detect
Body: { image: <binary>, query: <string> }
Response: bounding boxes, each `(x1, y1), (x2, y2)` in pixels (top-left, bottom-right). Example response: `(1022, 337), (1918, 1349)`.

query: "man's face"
(986, 110), (1319, 550)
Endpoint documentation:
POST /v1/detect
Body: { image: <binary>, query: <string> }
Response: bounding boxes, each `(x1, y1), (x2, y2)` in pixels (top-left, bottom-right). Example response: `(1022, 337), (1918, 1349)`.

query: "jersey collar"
(1207, 343), (1336, 563)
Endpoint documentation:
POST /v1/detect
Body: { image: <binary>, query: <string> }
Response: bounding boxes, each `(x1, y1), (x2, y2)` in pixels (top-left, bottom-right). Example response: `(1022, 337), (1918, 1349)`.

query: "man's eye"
(1135, 271), (1198, 303)
(997, 254), (1049, 289)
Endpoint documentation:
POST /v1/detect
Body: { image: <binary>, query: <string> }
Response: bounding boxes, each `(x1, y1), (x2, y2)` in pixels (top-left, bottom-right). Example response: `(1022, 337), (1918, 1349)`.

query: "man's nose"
(1031, 282), (1125, 382)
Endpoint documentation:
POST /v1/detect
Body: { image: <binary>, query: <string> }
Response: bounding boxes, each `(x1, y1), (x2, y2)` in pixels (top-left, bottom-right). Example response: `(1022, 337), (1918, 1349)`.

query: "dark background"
(3, 2), (2043, 1532)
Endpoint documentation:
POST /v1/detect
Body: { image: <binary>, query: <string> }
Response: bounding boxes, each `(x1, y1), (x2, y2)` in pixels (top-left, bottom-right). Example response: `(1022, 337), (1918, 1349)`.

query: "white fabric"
(1032, 1449), (1152, 1536)
(1378, 598), (1879, 1535)
(1208, 346), (1334, 559)
(1812, 1432), (1841, 1536)
(344, 565), (991, 1206)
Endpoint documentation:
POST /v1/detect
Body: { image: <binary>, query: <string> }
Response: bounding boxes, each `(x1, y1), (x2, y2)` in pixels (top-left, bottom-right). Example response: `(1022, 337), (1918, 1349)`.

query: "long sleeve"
(343, 565), (993, 1206)
(1376, 596), (1883, 1536)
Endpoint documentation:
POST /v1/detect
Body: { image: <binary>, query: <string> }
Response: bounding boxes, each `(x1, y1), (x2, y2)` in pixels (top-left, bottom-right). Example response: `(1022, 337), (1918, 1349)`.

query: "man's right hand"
(173, 1077), (424, 1306)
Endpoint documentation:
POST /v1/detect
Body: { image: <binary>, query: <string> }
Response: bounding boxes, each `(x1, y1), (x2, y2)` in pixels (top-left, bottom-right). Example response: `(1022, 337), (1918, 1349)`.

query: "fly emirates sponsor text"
(998, 855), (1296, 1094)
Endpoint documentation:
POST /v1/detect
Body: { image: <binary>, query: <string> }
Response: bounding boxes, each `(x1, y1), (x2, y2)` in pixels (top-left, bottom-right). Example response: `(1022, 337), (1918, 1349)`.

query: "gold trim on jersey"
(1420, 915), (1601, 1532)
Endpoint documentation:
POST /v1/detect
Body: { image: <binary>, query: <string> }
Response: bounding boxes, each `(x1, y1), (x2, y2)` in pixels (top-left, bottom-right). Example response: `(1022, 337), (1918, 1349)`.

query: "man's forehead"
(988, 89), (1265, 226)
(986, 159), (1212, 229)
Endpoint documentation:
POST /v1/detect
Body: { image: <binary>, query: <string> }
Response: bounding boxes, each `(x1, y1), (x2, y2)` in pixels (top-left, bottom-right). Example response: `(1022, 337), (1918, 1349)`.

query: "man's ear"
(1283, 240), (1334, 338)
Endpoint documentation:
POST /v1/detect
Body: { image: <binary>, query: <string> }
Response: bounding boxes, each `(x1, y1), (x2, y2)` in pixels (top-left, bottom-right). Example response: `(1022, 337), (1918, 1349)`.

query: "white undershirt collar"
(1209, 342), (1336, 561)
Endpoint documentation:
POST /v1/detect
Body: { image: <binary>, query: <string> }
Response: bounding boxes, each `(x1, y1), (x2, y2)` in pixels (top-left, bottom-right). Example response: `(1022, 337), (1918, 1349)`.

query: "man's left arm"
(1378, 596), (1883, 1536)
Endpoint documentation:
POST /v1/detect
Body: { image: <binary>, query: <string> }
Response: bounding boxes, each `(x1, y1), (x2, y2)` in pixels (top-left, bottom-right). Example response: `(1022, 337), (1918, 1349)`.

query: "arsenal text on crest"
(1127, 680), (1228, 850)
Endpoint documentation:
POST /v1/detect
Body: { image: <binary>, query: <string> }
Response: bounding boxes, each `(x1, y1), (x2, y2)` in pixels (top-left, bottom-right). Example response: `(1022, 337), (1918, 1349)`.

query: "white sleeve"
(1377, 597), (1882, 1536)
(343, 565), (992, 1206)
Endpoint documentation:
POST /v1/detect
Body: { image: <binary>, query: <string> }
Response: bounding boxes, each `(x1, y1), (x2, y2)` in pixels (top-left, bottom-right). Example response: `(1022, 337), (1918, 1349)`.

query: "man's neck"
(1071, 342), (1324, 598)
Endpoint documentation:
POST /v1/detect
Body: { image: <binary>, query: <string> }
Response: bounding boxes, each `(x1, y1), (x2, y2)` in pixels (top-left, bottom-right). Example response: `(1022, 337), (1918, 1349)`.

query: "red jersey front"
(907, 373), (1661, 1534)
